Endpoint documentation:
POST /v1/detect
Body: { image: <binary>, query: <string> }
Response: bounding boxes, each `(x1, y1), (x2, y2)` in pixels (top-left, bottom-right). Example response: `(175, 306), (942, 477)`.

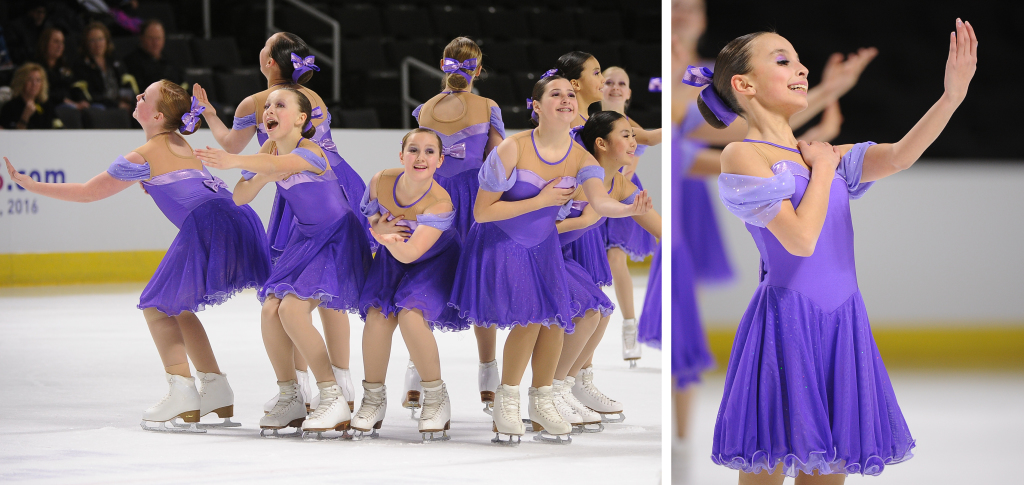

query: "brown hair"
(156, 80), (201, 134)
(11, 63), (49, 103)
(275, 87), (317, 138)
(271, 32), (314, 85)
(82, 21), (114, 59)
(441, 37), (482, 91)
(35, 28), (64, 65)
(529, 74), (569, 127)
(699, 31), (771, 129)
(401, 127), (443, 151)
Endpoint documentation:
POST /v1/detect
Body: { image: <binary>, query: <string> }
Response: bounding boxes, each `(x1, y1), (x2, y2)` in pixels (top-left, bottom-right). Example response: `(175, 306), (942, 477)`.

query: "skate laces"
(269, 385), (299, 416)
(499, 388), (520, 423)
(308, 387), (341, 420)
(623, 323), (638, 348)
(355, 388), (385, 420)
(552, 384), (578, 418)
(420, 386), (446, 420)
(535, 390), (562, 421)
(582, 374), (616, 407)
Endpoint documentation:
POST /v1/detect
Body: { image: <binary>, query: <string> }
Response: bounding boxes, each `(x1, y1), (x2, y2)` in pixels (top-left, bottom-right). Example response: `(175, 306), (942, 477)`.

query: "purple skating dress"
(234, 85), (373, 260)
(358, 168), (468, 331)
(712, 140), (914, 476)
(556, 171), (640, 320)
(106, 134), (271, 316)
(449, 130), (603, 332)
(414, 92), (505, 241)
(249, 139), (371, 311)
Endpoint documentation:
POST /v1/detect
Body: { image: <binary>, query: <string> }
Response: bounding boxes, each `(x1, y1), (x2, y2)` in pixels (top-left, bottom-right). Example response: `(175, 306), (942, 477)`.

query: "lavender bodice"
(718, 142), (875, 314)
(107, 157), (232, 229)
(359, 187), (457, 263)
(236, 111), (339, 155)
(414, 105), (505, 178)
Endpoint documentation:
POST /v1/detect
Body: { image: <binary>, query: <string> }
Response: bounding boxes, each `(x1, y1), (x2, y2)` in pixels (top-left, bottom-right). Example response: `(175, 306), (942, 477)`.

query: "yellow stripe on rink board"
(706, 325), (1024, 370)
(0, 251), (165, 286)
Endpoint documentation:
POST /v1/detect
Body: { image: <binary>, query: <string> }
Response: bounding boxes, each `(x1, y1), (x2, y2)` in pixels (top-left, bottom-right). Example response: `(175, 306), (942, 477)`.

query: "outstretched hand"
(820, 47), (879, 98)
(192, 83), (215, 116)
(195, 146), (239, 170)
(627, 189), (653, 216)
(944, 18), (978, 104)
(4, 157), (34, 189)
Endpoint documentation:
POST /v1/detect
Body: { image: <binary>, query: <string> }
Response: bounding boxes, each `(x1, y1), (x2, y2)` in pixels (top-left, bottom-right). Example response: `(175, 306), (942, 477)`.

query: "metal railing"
(265, 0), (341, 103)
(400, 57), (481, 129)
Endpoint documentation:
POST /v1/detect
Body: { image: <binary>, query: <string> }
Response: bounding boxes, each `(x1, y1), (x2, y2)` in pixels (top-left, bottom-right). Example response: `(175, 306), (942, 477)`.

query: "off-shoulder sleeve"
(412, 104), (423, 120)
(232, 113), (257, 130)
(359, 185), (380, 218)
(240, 170), (257, 181)
(718, 171), (796, 227)
(836, 141), (876, 199)
(489, 106), (506, 139)
(478, 148), (517, 192)
(292, 147), (329, 173)
(620, 187), (641, 205)
(416, 211), (455, 231)
(635, 144), (647, 157)
(576, 165), (604, 184)
(106, 156), (150, 181)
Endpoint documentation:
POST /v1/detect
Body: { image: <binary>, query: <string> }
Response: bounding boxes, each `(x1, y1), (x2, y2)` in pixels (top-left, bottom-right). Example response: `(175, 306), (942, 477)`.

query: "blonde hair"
(11, 63), (49, 103)
(441, 37), (482, 91)
(601, 66), (630, 110)
(155, 80), (201, 134)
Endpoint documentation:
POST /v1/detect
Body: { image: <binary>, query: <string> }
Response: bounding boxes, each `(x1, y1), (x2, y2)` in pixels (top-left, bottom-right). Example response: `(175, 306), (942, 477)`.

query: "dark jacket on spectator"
(71, 55), (137, 108)
(39, 57), (77, 106)
(0, 97), (58, 129)
(123, 48), (181, 88)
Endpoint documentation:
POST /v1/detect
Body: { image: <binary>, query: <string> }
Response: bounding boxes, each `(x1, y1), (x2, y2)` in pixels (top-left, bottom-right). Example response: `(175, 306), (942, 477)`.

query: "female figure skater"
(556, 52), (661, 368)
(192, 32), (365, 412)
(552, 111), (663, 430)
(407, 37), (505, 416)
(197, 87), (372, 438)
(704, 20), (976, 482)
(4, 81), (271, 432)
(352, 128), (467, 441)
(449, 75), (651, 444)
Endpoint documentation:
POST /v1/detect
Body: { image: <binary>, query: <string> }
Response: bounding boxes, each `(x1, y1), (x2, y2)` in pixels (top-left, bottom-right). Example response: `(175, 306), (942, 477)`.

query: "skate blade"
(141, 420), (206, 433)
(599, 412), (625, 424)
(482, 403), (493, 416)
(574, 422), (605, 433)
(421, 430), (451, 442)
(522, 418), (533, 432)
(532, 430), (572, 444)
(491, 432), (521, 446)
(406, 407), (421, 420)
(302, 421), (352, 441)
(172, 417), (242, 429)
(350, 420), (382, 441)
(259, 427), (302, 438)
(629, 360), (638, 369)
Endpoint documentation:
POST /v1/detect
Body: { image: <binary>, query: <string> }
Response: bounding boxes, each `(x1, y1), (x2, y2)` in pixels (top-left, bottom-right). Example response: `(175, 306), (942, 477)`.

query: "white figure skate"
(528, 385), (572, 444)
(350, 381), (386, 440)
(310, 366), (356, 412)
(419, 381), (451, 442)
(185, 371), (240, 429)
(141, 373), (204, 433)
(622, 318), (641, 368)
(551, 379), (583, 434)
(563, 376), (604, 432)
(573, 365), (625, 423)
(490, 384), (523, 446)
(264, 369), (310, 414)
(259, 380), (306, 438)
(401, 360), (423, 419)
(478, 360), (499, 415)
(302, 382), (351, 440)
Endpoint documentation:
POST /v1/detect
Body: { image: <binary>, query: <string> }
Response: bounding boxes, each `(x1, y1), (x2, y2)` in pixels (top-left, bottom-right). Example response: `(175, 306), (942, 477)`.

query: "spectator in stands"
(35, 27), (86, 109)
(71, 21), (137, 110)
(0, 63), (58, 129)
(123, 19), (181, 89)
(5, 5), (51, 65)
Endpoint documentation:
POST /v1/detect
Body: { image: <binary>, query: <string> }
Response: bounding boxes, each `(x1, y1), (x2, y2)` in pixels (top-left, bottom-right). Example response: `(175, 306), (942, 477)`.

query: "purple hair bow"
(681, 65), (737, 126)
(441, 57), (478, 83)
(540, 68), (559, 79)
(442, 142), (466, 159)
(304, 106), (324, 132)
(179, 96), (204, 134)
(291, 53), (319, 83)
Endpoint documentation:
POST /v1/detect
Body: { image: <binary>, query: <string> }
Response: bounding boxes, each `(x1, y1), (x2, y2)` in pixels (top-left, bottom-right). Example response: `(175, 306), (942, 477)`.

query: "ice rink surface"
(0, 282), (661, 484)
(674, 371), (1024, 484)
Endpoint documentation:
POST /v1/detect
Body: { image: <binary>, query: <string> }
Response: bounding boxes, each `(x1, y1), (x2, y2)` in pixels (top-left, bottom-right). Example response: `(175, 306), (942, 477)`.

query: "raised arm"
(232, 172), (281, 206)
(6, 156), (135, 203)
(193, 84), (258, 154)
(631, 209), (662, 240)
(627, 118), (662, 146)
(720, 141), (840, 257)
(855, 19), (977, 183)
(580, 156), (653, 219)
(371, 201), (452, 264)
(195, 146), (322, 176)
(473, 139), (574, 223)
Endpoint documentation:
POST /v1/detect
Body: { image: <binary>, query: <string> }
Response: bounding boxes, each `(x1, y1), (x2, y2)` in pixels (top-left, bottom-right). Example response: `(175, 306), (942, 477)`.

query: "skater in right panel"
(702, 19), (977, 483)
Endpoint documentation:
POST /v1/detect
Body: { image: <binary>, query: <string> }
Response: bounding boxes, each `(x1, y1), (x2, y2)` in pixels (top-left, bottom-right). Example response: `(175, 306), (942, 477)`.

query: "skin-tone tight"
(607, 248), (635, 319)
(554, 310), (601, 380)
(261, 295), (334, 384)
(739, 471), (847, 485)
(674, 386), (696, 439)
(143, 307), (221, 377)
(501, 323), (564, 388)
(573, 314), (610, 375)
(474, 325), (497, 363)
(361, 308), (442, 383)
(287, 307), (350, 372)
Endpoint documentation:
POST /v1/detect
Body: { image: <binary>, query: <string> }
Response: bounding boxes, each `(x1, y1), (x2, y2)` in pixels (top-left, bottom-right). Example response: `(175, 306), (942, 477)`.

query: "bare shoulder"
(720, 142), (774, 177)
(123, 151), (147, 164)
(233, 95), (256, 118)
(423, 198), (454, 215)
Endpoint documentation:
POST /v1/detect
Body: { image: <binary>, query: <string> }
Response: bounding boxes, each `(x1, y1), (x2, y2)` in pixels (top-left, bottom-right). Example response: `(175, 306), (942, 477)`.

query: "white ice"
(674, 371), (1024, 484)
(0, 280), (661, 484)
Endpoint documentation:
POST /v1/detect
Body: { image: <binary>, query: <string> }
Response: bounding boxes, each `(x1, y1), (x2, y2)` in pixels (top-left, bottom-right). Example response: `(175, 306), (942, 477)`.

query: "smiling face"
(599, 117), (638, 167)
(534, 78), (578, 125)
(399, 131), (443, 182)
(601, 68), (631, 106)
(262, 89), (307, 141)
(572, 56), (605, 103)
(133, 82), (164, 129)
(738, 34), (809, 116)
